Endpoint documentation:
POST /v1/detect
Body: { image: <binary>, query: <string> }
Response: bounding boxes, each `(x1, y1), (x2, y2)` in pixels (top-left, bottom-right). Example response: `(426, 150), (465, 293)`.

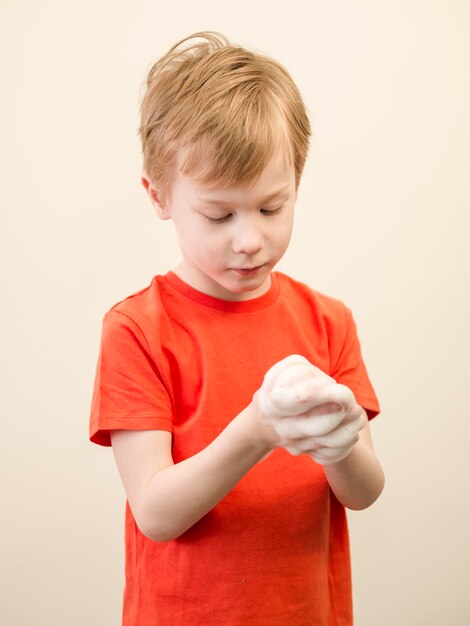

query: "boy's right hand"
(253, 355), (365, 464)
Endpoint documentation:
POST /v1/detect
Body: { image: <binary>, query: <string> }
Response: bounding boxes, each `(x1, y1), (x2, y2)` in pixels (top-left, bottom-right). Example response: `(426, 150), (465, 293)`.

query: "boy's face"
(143, 151), (297, 301)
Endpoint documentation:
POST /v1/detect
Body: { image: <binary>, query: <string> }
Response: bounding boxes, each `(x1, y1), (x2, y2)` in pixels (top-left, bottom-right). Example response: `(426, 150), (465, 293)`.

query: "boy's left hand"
(283, 398), (367, 465)
(256, 355), (367, 465)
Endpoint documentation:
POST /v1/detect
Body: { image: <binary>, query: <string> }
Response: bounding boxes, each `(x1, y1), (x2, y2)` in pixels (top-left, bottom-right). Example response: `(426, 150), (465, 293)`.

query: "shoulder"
(105, 274), (169, 319)
(108, 274), (164, 315)
(100, 274), (173, 343)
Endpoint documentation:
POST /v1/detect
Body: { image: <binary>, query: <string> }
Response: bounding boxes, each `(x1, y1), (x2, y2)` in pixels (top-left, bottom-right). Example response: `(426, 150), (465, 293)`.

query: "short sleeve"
(329, 307), (380, 420)
(89, 310), (174, 446)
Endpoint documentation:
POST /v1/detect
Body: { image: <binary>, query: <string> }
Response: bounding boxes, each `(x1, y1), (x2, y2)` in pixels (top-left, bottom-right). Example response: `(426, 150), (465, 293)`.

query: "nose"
(231, 219), (264, 255)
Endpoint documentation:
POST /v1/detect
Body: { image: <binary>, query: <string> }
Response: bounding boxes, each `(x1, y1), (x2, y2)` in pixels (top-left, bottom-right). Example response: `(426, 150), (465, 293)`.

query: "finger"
(327, 384), (356, 412)
(262, 355), (311, 391)
(309, 445), (352, 465)
(275, 406), (346, 438)
(283, 436), (323, 455)
(308, 402), (343, 417)
(284, 444), (305, 456)
(269, 370), (338, 417)
(311, 415), (363, 449)
(269, 366), (321, 413)
(278, 381), (351, 416)
(261, 366), (323, 419)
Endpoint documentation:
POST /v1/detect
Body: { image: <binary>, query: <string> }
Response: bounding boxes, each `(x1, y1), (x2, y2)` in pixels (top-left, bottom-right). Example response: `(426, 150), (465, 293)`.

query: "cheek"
(190, 229), (226, 262)
(276, 216), (294, 249)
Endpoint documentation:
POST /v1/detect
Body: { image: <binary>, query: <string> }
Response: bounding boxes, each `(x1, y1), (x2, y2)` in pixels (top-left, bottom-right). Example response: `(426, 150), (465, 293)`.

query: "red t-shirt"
(89, 271), (380, 625)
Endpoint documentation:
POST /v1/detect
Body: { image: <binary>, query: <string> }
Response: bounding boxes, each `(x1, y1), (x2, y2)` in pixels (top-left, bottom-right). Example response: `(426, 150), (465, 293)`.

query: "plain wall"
(2, 1), (469, 624)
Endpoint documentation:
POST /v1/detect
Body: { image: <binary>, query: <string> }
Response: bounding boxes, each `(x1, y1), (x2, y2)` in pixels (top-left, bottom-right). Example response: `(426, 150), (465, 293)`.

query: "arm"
(111, 355), (382, 542)
(111, 402), (279, 542)
(255, 356), (384, 511)
(322, 413), (384, 510)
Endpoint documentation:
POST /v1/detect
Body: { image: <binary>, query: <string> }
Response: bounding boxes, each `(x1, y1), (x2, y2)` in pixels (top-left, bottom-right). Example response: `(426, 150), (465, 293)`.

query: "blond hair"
(139, 32), (311, 204)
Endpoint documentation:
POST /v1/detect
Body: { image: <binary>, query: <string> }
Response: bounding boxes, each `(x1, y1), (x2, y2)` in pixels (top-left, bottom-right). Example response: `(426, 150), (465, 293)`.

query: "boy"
(89, 31), (384, 625)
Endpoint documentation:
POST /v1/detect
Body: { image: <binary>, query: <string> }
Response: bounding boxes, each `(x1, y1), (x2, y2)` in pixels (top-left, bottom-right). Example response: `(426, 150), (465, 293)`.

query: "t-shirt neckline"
(164, 271), (281, 313)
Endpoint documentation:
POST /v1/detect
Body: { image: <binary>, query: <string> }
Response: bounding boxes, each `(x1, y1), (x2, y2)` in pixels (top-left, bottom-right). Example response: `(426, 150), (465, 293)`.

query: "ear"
(141, 173), (171, 220)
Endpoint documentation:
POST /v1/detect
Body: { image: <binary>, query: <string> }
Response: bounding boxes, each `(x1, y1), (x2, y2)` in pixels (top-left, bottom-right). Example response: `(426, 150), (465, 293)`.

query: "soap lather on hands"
(254, 355), (366, 465)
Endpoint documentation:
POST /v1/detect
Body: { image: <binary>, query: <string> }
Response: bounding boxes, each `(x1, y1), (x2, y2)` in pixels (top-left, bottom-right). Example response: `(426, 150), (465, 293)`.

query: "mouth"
(232, 264), (265, 276)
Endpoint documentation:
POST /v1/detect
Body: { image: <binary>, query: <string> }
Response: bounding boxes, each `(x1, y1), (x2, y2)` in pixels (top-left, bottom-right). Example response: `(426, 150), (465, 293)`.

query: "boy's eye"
(204, 213), (232, 224)
(260, 206), (283, 216)
(203, 206), (282, 224)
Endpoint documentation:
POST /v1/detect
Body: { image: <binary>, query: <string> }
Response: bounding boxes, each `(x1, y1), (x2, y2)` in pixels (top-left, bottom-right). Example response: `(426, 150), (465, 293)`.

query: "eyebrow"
(197, 184), (290, 207)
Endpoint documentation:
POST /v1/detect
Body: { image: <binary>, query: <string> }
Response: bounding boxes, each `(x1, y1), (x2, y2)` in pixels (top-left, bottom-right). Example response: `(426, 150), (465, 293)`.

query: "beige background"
(2, 1), (469, 624)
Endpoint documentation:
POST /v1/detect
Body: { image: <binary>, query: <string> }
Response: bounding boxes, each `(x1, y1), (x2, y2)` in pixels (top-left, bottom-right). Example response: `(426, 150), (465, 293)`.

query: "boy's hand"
(254, 355), (366, 465)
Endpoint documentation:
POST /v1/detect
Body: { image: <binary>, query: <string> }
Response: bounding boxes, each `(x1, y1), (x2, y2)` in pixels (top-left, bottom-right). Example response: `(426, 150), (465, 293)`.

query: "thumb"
(262, 354), (311, 391)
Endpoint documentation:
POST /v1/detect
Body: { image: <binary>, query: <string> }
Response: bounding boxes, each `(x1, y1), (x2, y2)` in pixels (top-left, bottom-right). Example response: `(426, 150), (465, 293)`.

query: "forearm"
(138, 404), (276, 542)
(322, 424), (384, 510)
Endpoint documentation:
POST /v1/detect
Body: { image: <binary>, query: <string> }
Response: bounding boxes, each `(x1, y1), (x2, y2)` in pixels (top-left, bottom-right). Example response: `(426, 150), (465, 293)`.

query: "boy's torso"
(106, 271), (358, 624)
